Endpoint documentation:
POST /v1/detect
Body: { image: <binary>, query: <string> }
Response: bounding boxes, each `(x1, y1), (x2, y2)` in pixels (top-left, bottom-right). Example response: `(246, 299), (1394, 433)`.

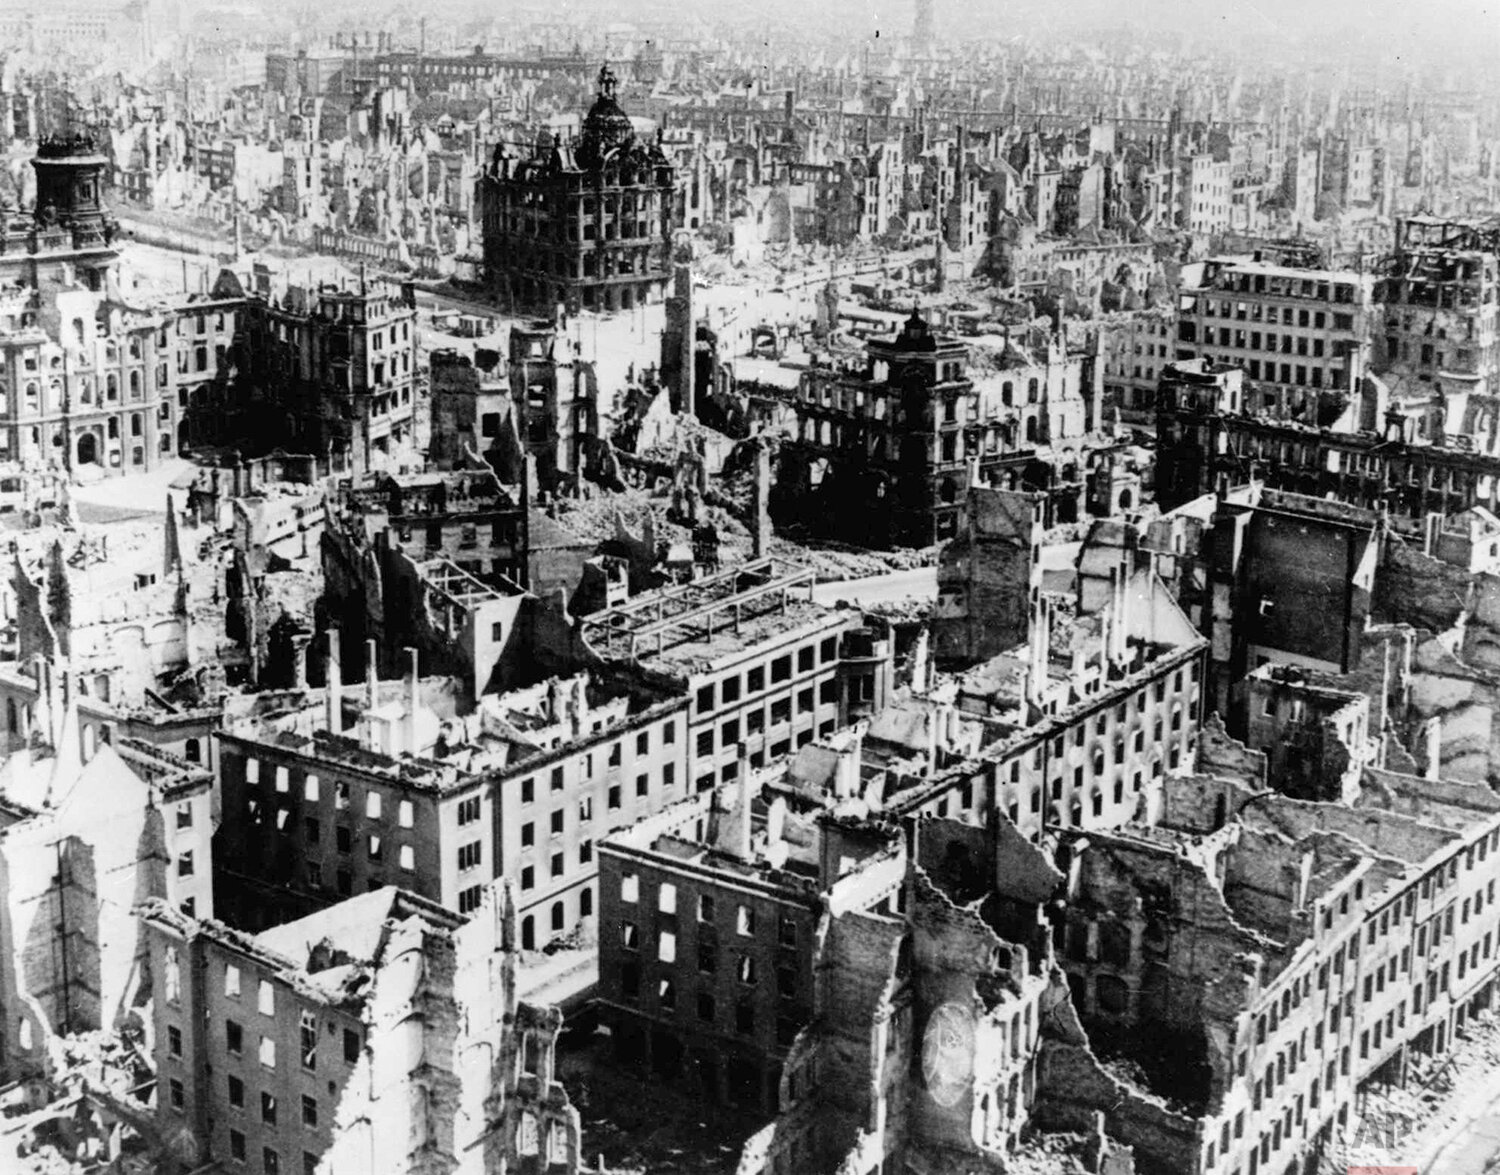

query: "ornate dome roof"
(893, 309), (938, 352)
(579, 64), (635, 169)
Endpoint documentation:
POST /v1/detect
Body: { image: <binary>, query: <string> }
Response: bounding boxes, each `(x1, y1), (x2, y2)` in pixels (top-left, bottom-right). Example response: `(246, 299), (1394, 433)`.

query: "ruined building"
(546, 558), (894, 791)
(773, 310), (1102, 548)
(0, 133), (117, 296)
(477, 64), (676, 314)
(726, 806), (1144, 1175)
(596, 773), (905, 1114)
(507, 317), (600, 489)
(223, 265), (422, 475)
(894, 484), (1208, 843)
(0, 136), (201, 477)
(932, 486), (1044, 665)
(0, 687), (213, 1085)
(9, 510), (220, 707)
(1054, 727), (1500, 1175)
(1174, 256), (1376, 424)
(212, 636), (689, 953)
(321, 469), (530, 696)
(428, 348), (519, 477)
(1153, 357), (1500, 529)
(1376, 215), (1500, 428)
(142, 881), (580, 1175)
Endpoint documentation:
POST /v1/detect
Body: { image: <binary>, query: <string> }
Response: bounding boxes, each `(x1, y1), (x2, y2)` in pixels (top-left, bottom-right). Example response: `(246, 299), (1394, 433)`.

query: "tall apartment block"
(1175, 257), (1376, 423)
(213, 641), (690, 952)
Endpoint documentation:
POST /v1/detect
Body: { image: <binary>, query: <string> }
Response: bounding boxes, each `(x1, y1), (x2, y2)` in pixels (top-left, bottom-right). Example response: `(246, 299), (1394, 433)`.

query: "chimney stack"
(365, 639), (379, 709)
(737, 750), (755, 861)
(404, 647), (420, 754)
(325, 629), (342, 734)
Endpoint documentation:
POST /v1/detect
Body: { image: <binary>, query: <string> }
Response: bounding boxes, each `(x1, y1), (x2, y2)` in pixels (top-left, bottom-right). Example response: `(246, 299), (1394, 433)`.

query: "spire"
(163, 493), (183, 581)
(597, 62), (618, 101)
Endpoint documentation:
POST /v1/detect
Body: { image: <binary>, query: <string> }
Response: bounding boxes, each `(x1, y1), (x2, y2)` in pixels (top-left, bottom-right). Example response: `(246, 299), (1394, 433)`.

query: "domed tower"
(577, 64), (636, 170)
(477, 60), (677, 315)
(27, 131), (117, 292)
(33, 132), (112, 238)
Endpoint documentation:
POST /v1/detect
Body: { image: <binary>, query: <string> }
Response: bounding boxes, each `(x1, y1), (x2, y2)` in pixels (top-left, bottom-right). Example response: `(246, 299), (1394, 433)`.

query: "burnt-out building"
(773, 311), (1100, 548)
(212, 635), (690, 951)
(596, 776), (905, 1113)
(1375, 216), (1500, 427)
(142, 882), (581, 1175)
(321, 468), (530, 694)
(477, 64), (676, 314)
(227, 267), (421, 475)
(553, 559), (893, 792)
(1050, 740), (1500, 1175)
(1154, 357), (1500, 529)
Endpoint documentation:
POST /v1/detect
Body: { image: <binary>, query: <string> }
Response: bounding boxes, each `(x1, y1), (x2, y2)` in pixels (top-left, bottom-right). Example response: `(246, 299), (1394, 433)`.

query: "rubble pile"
(1005, 1130), (1096, 1175)
(1347, 1010), (1500, 1170)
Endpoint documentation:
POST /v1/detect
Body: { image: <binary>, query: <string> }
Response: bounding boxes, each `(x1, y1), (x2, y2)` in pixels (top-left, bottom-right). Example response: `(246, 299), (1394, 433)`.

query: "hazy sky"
(785, 0), (1500, 61)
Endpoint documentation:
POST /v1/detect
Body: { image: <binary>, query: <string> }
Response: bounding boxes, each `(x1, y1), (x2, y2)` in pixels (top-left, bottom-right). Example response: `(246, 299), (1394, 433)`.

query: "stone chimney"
(404, 648), (420, 754)
(752, 440), (773, 559)
(572, 676), (588, 738)
(325, 629), (342, 735)
(365, 638), (379, 710)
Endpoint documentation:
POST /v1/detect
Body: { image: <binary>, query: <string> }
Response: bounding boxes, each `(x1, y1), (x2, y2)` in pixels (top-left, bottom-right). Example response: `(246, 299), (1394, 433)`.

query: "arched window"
(1025, 417), (1038, 443)
(184, 738), (201, 764)
(551, 901), (565, 931)
(580, 886), (593, 917)
(521, 915), (535, 951)
(1027, 378), (1039, 403)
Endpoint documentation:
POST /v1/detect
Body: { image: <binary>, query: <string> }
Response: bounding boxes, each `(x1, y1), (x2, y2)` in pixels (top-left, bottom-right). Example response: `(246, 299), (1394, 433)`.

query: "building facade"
(142, 882), (581, 1175)
(477, 65), (676, 314)
(213, 648), (691, 955)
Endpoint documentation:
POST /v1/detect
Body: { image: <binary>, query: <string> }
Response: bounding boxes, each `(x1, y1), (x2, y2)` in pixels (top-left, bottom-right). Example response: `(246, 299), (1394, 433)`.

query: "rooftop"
(579, 558), (844, 675)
